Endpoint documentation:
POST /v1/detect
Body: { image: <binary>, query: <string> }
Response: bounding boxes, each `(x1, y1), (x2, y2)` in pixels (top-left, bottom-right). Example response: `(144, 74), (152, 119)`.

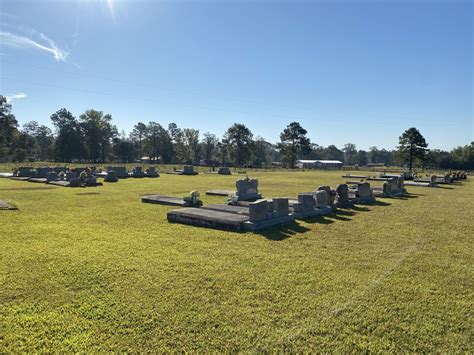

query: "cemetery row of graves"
(1, 164), (469, 232)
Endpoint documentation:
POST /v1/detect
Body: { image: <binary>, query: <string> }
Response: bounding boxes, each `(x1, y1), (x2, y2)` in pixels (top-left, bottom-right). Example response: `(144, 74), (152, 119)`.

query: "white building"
(296, 159), (344, 169)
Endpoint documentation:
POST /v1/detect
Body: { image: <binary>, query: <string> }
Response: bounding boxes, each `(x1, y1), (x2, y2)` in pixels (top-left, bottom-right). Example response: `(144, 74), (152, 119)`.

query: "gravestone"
(66, 172), (77, 181)
(295, 193), (315, 211)
(85, 177), (98, 186)
(358, 182), (372, 197)
(248, 199), (268, 222)
(182, 165), (194, 175)
(335, 184), (351, 206)
(46, 172), (59, 182)
(132, 166), (145, 177)
(104, 171), (118, 182)
(235, 178), (262, 201)
(35, 167), (53, 178)
(146, 166), (159, 177)
(317, 186), (334, 206)
(17, 167), (34, 177)
(272, 198), (289, 217)
(69, 178), (82, 187)
(108, 166), (128, 178)
(218, 167), (231, 175)
(315, 190), (328, 208)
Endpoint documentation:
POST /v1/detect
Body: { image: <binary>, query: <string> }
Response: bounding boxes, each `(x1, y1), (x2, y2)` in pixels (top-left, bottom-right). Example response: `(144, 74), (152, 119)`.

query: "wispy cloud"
(106, 0), (116, 20)
(0, 31), (68, 61)
(5, 93), (27, 103)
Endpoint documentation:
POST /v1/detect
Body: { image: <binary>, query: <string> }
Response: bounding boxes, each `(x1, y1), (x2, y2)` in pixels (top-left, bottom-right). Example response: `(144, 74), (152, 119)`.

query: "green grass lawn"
(1, 169), (472, 352)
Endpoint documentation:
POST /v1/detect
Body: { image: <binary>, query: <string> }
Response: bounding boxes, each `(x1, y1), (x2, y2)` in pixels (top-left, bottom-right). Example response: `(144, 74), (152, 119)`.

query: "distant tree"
(342, 143), (358, 165)
(51, 108), (83, 162)
(146, 122), (162, 163)
(223, 123), (254, 166)
(201, 132), (219, 161)
(21, 121), (54, 161)
(0, 95), (19, 161)
(130, 122), (147, 159)
(278, 122), (311, 168)
(356, 150), (368, 166)
(79, 109), (117, 163)
(113, 136), (135, 163)
(324, 145), (344, 162)
(252, 136), (273, 167)
(144, 122), (173, 163)
(182, 128), (200, 163)
(398, 127), (428, 170)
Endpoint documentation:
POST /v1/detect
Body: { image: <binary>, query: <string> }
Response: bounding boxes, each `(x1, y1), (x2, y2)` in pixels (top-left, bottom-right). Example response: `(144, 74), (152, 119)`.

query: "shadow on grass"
(347, 205), (371, 212)
(437, 185), (454, 189)
(0, 186), (56, 191)
(390, 193), (422, 200)
(255, 221), (311, 241)
(364, 200), (392, 206)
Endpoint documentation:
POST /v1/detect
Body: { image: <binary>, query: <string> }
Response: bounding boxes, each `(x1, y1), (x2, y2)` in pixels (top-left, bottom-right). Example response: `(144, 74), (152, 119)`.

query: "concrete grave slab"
(0, 200), (18, 210)
(142, 194), (191, 207)
(201, 204), (249, 215)
(168, 208), (248, 231)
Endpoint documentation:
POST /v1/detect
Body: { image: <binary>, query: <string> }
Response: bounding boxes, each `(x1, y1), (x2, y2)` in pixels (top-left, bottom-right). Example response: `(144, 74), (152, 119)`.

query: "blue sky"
(0, 0), (472, 150)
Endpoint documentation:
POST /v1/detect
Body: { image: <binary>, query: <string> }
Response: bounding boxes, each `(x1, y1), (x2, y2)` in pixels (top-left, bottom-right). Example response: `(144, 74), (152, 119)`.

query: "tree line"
(1, 96), (473, 170)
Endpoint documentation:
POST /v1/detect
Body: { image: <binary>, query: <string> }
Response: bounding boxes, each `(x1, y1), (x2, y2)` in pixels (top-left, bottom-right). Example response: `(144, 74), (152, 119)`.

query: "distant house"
(296, 160), (344, 169)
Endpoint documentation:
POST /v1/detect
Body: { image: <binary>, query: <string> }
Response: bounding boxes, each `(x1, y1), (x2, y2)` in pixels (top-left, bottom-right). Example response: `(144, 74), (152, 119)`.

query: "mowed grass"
(0, 169), (472, 352)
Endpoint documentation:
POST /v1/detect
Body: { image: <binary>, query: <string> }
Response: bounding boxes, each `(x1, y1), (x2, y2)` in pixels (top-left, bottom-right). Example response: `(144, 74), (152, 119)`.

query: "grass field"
(1, 169), (472, 352)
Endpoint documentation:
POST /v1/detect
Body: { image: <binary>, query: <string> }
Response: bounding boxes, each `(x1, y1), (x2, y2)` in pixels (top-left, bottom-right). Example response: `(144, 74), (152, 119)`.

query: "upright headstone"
(358, 182), (372, 198)
(66, 172), (77, 181)
(218, 167), (231, 175)
(104, 171), (118, 182)
(317, 186), (334, 206)
(69, 178), (82, 187)
(85, 176), (97, 186)
(248, 199), (268, 222)
(35, 167), (53, 178)
(315, 190), (329, 208)
(146, 166), (159, 177)
(335, 184), (349, 204)
(182, 165), (195, 175)
(17, 167), (33, 177)
(46, 172), (59, 182)
(273, 198), (289, 217)
(235, 178), (261, 201)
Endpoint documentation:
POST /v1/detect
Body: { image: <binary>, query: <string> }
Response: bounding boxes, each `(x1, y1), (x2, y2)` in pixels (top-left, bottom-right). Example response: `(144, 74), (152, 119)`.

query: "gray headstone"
(46, 172), (58, 182)
(35, 167), (53, 178)
(358, 182), (372, 198)
(66, 172), (77, 181)
(69, 178), (82, 187)
(317, 185), (334, 205)
(146, 166), (158, 176)
(182, 165), (194, 175)
(85, 177), (97, 186)
(249, 199), (268, 222)
(272, 198), (289, 216)
(218, 167), (231, 175)
(335, 184), (349, 203)
(17, 167), (33, 177)
(315, 190), (328, 208)
(298, 193), (315, 210)
(235, 178), (260, 201)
